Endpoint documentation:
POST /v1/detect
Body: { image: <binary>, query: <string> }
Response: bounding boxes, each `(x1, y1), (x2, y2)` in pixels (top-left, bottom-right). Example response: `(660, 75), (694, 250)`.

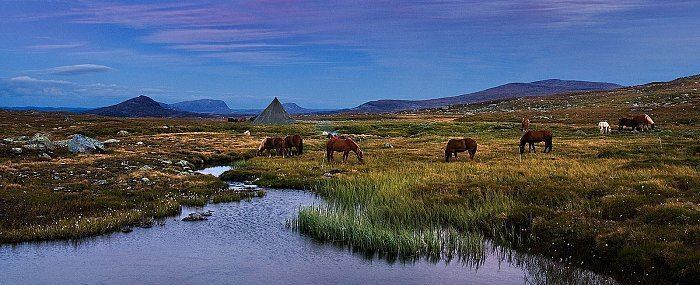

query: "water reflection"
(0, 183), (617, 284)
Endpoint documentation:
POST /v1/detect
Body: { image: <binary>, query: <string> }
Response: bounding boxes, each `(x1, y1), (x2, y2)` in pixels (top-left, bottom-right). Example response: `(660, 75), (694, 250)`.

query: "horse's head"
(257, 138), (268, 155)
(357, 148), (364, 162)
(519, 145), (525, 154)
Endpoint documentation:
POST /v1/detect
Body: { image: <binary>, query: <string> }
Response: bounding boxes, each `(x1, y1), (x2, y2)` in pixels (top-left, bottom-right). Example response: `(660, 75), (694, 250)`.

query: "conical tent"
(253, 97), (294, 124)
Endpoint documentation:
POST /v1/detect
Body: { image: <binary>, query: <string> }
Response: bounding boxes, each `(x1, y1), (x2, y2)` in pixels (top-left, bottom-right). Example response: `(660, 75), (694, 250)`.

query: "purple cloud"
(40, 64), (114, 75)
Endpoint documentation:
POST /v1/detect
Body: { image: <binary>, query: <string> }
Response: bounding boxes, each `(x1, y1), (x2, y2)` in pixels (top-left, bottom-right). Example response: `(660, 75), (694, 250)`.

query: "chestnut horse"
(326, 136), (363, 163)
(519, 130), (552, 154)
(445, 138), (477, 162)
(257, 137), (287, 157)
(521, 117), (531, 132)
(633, 114), (655, 131)
(618, 118), (640, 131)
(284, 135), (304, 156)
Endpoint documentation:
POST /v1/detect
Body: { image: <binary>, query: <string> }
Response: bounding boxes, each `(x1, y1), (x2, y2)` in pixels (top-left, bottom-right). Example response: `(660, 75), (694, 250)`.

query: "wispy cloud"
(144, 28), (292, 44)
(9, 76), (72, 85)
(168, 43), (294, 52)
(26, 43), (86, 50)
(38, 64), (114, 75)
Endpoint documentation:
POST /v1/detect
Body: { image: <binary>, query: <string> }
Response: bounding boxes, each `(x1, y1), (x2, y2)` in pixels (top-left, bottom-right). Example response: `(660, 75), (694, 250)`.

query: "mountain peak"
(86, 95), (200, 118)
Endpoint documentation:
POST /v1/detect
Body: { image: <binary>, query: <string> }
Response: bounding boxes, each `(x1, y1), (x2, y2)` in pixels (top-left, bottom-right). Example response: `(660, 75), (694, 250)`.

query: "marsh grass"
(212, 190), (265, 203)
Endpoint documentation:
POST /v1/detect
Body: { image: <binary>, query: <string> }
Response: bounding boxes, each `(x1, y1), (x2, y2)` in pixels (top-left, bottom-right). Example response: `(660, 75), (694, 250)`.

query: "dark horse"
(284, 135), (304, 156)
(326, 136), (363, 163)
(257, 137), (287, 157)
(618, 118), (640, 131)
(520, 130), (553, 154)
(445, 138), (477, 162)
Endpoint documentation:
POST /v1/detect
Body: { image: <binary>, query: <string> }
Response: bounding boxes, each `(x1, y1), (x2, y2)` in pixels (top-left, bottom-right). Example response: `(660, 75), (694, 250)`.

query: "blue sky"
(1, 0), (698, 109)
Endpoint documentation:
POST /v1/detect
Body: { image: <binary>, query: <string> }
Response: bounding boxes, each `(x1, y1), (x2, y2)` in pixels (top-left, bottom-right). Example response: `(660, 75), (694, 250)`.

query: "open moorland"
(1, 75), (699, 284)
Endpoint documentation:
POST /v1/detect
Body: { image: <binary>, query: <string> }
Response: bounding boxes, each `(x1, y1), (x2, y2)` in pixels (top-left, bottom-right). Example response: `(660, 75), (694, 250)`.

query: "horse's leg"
(343, 151), (349, 163)
(327, 150), (333, 162)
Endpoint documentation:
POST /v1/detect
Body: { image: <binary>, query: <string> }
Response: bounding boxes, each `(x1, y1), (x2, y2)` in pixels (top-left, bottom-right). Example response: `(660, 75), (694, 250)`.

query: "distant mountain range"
(163, 99), (232, 114)
(86, 95), (205, 118)
(0, 106), (91, 113)
(1, 78), (623, 117)
(80, 96), (327, 118)
(349, 79), (623, 113)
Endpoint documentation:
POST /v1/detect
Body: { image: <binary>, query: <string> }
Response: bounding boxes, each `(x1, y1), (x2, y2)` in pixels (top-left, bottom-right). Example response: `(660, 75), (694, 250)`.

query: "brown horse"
(618, 118), (640, 131)
(326, 136), (363, 163)
(521, 117), (531, 132)
(445, 138), (477, 162)
(633, 114), (655, 131)
(284, 135), (304, 156)
(519, 130), (552, 154)
(257, 137), (287, 157)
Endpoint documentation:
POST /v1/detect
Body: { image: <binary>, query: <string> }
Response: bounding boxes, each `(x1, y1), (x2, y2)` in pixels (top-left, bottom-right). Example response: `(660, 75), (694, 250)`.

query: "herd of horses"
(257, 113), (656, 163)
(616, 114), (655, 132)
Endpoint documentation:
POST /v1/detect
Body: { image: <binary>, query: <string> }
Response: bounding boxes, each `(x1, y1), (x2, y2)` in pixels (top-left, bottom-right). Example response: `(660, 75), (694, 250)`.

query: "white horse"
(598, 121), (610, 134)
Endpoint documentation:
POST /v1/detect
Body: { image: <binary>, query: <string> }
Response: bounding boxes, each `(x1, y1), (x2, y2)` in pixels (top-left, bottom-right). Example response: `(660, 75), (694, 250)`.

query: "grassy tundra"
(1, 75), (699, 284)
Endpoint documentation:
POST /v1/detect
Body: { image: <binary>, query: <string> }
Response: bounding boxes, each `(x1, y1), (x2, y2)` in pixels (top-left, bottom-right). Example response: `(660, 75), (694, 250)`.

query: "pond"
(0, 167), (617, 284)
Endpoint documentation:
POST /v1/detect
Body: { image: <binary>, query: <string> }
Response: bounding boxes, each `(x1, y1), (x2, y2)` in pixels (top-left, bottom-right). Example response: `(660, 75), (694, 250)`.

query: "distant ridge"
(165, 99), (232, 114)
(350, 79), (623, 113)
(86, 95), (203, 118)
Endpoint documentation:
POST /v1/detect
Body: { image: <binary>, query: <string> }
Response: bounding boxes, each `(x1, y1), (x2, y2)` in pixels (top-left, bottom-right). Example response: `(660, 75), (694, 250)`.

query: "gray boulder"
(30, 133), (54, 150)
(68, 134), (105, 154)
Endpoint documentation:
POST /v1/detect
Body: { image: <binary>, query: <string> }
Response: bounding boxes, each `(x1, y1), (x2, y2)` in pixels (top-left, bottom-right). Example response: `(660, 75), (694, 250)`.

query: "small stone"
(136, 141), (144, 146)
(11, 148), (22, 154)
(120, 227), (133, 233)
(140, 165), (153, 171)
(103, 139), (120, 144)
(243, 130), (251, 136)
(176, 160), (192, 167)
(117, 130), (130, 136)
(38, 153), (52, 160)
(141, 177), (150, 183)
(182, 212), (207, 221)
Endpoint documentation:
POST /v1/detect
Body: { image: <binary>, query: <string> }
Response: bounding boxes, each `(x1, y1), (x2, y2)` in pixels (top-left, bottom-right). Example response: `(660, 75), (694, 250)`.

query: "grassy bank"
(227, 122), (699, 284)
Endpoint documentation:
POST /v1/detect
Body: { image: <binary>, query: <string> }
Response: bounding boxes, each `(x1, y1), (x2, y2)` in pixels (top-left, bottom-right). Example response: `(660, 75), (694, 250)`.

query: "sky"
(1, 0), (699, 109)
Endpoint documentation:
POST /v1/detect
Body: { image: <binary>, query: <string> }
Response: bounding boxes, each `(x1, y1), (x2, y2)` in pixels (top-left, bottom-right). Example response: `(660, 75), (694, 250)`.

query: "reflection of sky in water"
(0, 170), (617, 284)
(195, 166), (233, 177)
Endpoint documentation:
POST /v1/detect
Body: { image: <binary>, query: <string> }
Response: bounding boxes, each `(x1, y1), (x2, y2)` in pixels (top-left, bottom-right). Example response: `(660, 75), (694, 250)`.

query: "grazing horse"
(519, 130), (553, 154)
(257, 137), (287, 157)
(618, 118), (640, 131)
(598, 121), (611, 134)
(633, 114), (655, 131)
(326, 136), (363, 163)
(445, 138), (477, 162)
(284, 135), (304, 156)
(521, 117), (531, 133)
